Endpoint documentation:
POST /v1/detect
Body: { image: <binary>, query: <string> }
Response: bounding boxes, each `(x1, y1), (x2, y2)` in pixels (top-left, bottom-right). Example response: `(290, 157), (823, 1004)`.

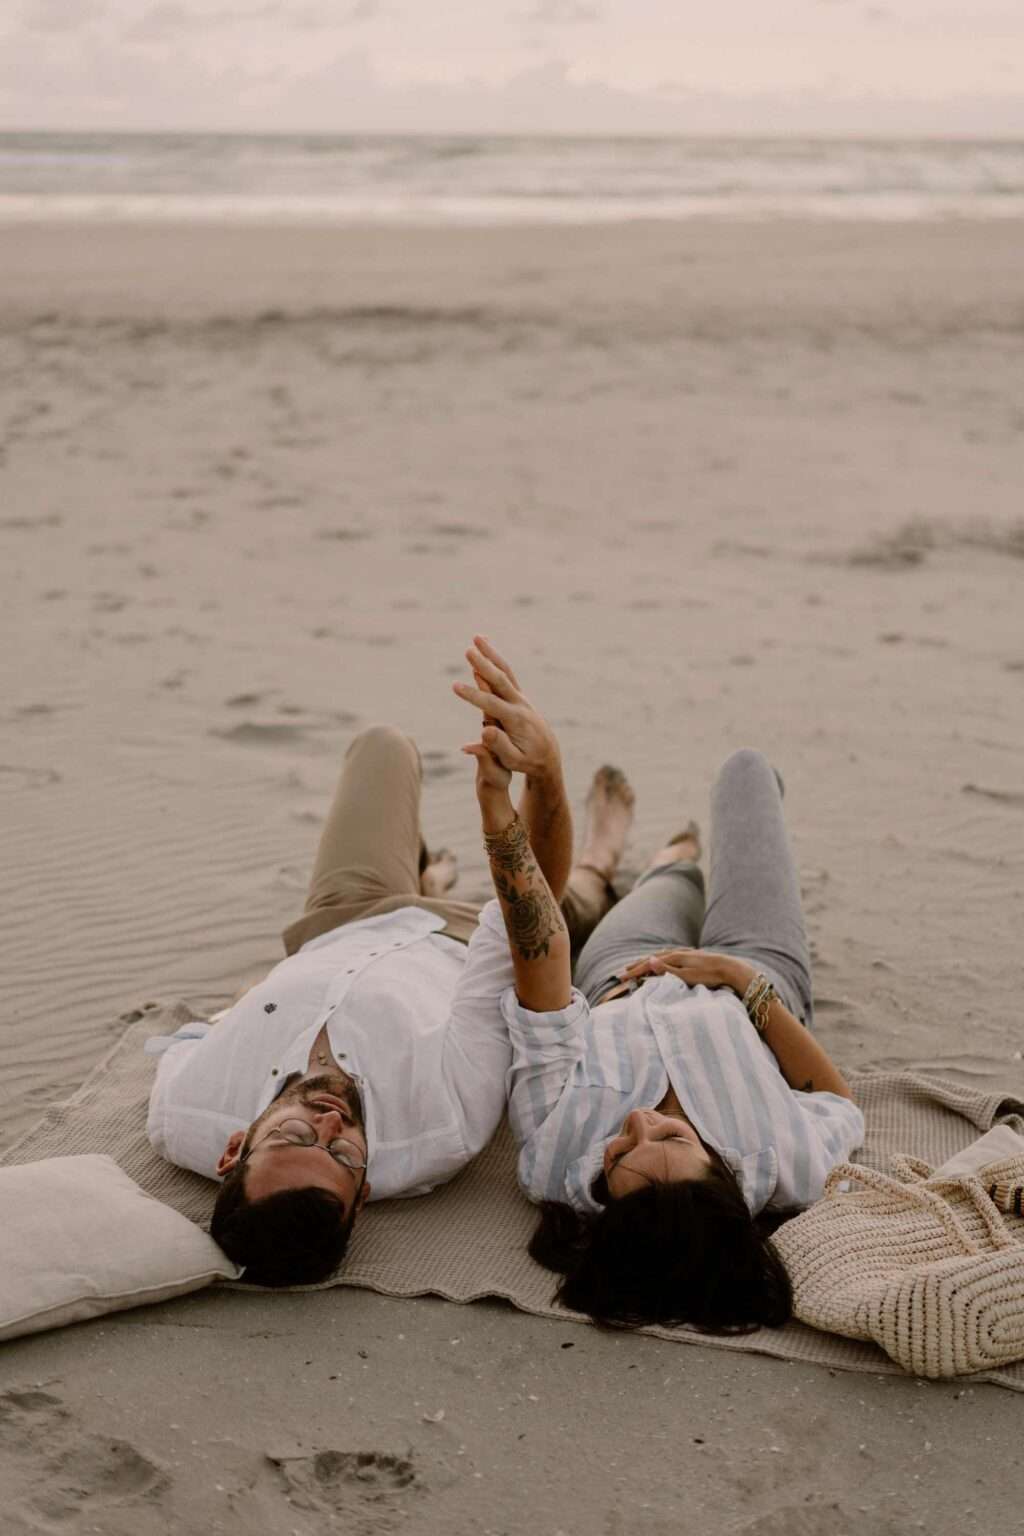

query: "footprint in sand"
(213, 709), (361, 752)
(93, 592), (130, 614)
(736, 1505), (913, 1536)
(266, 1447), (418, 1523)
(0, 762), (62, 788)
(0, 1387), (168, 1528)
(425, 521), (492, 541)
(212, 721), (315, 748)
(0, 513), (63, 530)
(962, 782), (1024, 809)
(820, 518), (938, 570)
(316, 527), (371, 543)
(253, 493), (304, 510)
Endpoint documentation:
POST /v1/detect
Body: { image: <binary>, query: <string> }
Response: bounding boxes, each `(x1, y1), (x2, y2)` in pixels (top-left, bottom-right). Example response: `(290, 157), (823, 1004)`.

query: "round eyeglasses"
(245, 1117), (367, 1173)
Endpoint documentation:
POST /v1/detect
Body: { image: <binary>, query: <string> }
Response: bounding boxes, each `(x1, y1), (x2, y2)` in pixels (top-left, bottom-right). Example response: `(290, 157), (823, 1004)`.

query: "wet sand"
(1, 217), (1023, 1533)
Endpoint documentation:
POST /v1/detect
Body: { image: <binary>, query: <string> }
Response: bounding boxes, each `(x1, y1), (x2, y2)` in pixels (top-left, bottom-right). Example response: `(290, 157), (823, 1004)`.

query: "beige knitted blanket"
(6, 1001), (1024, 1391)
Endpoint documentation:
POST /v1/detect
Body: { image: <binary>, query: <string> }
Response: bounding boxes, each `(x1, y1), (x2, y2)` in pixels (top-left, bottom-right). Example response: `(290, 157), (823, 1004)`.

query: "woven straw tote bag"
(771, 1151), (1024, 1378)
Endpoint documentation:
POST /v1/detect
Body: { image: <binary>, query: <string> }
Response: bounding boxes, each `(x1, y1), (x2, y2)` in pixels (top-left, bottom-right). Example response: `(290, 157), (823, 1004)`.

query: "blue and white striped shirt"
(501, 963), (864, 1216)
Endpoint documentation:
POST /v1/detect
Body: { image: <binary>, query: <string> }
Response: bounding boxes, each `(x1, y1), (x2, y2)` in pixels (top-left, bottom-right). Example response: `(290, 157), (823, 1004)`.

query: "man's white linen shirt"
(147, 903), (516, 1200)
(503, 972), (865, 1216)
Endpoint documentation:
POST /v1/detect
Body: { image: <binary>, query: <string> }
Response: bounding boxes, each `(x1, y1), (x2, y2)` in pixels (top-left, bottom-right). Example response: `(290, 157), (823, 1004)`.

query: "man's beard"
(245, 1070), (366, 1150)
(292, 1071), (365, 1131)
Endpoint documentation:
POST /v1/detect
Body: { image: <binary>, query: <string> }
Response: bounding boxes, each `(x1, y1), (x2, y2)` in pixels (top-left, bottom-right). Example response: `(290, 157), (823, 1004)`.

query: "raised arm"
(453, 636), (573, 902)
(457, 661), (572, 1013)
(479, 791), (572, 1013)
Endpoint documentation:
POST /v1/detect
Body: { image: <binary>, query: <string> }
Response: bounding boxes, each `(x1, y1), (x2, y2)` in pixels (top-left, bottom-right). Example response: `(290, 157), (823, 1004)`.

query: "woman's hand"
(462, 734), (513, 799)
(453, 634), (562, 785)
(619, 948), (756, 996)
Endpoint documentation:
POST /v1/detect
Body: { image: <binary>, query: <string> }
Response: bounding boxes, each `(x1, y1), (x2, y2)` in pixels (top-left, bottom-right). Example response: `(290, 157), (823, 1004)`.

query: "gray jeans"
(573, 749), (813, 1027)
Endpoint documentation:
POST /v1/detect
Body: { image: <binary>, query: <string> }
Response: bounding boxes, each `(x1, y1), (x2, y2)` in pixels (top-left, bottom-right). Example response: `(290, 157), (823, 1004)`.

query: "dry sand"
(1, 217), (1023, 1533)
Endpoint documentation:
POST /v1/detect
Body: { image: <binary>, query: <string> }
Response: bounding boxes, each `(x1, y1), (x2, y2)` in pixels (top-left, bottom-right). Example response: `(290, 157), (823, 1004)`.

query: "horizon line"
(3, 126), (1024, 145)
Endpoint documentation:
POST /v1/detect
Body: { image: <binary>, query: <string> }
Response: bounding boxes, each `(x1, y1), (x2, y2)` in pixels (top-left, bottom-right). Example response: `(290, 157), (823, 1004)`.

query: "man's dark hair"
(210, 1165), (355, 1287)
(528, 1158), (792, 1333)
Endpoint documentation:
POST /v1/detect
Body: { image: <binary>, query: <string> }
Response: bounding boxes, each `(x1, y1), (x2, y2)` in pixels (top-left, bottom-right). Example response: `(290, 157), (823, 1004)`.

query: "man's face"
(217, 1072), (371, 1223)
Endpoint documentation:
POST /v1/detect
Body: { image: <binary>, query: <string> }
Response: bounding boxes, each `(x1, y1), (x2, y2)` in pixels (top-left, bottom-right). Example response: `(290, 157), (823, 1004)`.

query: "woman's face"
(602, 1108), (713, 1200)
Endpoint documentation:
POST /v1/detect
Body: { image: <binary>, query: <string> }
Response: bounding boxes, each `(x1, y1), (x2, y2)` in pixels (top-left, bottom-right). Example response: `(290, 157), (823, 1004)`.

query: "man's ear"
(217, 1130), (246, 1177)
(354, 1180), (371, 1215)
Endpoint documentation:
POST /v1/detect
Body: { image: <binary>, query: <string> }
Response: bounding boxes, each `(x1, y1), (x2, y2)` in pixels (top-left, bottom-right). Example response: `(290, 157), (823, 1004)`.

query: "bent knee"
(346, 723), (418, 763)
(716, 747), (783, 797)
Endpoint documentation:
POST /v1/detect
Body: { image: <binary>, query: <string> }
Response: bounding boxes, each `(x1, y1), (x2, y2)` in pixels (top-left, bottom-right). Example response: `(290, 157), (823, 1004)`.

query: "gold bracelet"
(482, 812), (531, 877)
(742, 973), (776, 1036)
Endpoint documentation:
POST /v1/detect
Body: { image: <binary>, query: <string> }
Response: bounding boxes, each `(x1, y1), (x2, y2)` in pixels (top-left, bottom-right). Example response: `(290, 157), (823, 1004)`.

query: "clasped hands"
(452, 635), (562, 798)
(620, 949), (757, 998)
(452, 635), (744, 988)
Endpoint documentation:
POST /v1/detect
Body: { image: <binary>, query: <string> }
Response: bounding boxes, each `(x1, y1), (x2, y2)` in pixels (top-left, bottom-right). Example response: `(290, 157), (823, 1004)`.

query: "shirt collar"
(296, 905), (446, 954)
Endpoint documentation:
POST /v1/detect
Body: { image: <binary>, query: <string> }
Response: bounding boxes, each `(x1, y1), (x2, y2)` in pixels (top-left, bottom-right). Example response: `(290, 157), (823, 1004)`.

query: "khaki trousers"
(282, 724), (612, 956)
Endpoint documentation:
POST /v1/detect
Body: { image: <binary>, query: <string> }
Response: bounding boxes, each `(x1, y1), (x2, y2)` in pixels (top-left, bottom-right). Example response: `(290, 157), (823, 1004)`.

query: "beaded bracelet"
(741, 972), (776, 1036)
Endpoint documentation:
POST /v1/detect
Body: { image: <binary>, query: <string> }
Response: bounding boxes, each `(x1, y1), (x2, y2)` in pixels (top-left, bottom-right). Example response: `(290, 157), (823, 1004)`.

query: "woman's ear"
(217, 1130), (246, 1177)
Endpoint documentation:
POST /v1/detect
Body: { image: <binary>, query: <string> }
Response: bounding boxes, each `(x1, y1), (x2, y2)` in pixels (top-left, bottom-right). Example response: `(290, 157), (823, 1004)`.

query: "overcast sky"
(3, 0), (1023, 136)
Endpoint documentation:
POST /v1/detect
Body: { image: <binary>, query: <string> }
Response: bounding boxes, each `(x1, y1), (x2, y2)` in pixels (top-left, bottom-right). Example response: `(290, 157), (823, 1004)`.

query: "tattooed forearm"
(483, 813), (533, 878)
(481, 809), (571, 1008)
(485, 813), (567, 963)
(493, 874), (563, 960)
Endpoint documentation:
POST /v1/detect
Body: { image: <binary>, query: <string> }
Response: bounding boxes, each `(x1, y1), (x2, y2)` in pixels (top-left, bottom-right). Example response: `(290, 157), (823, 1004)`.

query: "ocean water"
(1, 132), (1023, 224)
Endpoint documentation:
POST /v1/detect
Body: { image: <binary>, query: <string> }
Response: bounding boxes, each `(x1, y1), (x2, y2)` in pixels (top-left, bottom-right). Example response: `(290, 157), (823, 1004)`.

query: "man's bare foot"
(647, 819), (702, 870)
(420, 848), (458, 897)
(577, 765), (636, 881)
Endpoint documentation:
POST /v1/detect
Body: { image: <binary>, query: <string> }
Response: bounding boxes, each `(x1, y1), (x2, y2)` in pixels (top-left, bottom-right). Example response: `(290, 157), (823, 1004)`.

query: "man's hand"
(453, 635), (562, 785)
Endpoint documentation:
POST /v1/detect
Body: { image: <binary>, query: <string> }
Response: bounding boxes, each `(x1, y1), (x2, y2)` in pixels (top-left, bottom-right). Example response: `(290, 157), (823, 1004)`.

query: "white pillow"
(0, 1154), (239, 1342)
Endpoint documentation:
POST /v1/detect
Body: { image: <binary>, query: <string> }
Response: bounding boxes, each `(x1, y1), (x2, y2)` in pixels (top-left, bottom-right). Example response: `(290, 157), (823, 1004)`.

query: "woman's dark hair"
(528, 1157), (792, 1333)
(210, 1165), (355, 1287)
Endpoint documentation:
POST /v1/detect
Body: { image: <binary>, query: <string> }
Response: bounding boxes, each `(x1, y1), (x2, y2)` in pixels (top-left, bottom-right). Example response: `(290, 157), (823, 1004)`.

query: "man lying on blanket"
(146, 637), (634, 1285)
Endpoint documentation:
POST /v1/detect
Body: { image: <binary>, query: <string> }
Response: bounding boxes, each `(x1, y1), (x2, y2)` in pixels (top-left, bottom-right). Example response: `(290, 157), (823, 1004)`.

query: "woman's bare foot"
(420, 848), (458, 897)
(647, 819), (701, 870)
(577, 765), (636, 881)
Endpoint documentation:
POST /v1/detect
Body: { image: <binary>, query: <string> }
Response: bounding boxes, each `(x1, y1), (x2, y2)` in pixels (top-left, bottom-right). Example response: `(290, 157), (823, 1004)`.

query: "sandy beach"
(2, 216), (1023, 1533)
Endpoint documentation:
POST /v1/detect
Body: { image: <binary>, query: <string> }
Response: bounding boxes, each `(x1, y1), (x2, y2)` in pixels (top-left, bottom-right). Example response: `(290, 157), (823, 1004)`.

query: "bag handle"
(823, 1160), (1020, 1256)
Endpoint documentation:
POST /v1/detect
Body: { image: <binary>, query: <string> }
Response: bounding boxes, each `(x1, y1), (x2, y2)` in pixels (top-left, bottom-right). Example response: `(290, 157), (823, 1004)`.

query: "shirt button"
(346, 968), (355, 975)
(369, 951), (378, 957)
(271, 1068), (279, 1076)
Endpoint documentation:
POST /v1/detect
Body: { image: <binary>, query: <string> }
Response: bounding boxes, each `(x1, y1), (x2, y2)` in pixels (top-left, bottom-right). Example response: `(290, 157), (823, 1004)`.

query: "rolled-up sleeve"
(147, 1039), (244, 1181)
(781, 1092), (865, 1208)
(442, 900), (519, 1157)
(502, 983), (591, 1197)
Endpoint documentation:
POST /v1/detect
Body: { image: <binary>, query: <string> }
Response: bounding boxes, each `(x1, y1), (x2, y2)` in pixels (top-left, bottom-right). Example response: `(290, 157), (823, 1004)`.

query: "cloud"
(517, 1), (603, 23)
(128, 2), (191, 40)
(266, 51), (1024, 136)
(129, 0), (379, 42)
(2, 0), (1024, 135)
(19, 0), (106, 32)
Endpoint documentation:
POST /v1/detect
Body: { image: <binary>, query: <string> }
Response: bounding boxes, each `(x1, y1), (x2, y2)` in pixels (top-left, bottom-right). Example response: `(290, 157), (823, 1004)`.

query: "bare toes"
(420, 848), (458, 895)
(587, 764), (636, 810)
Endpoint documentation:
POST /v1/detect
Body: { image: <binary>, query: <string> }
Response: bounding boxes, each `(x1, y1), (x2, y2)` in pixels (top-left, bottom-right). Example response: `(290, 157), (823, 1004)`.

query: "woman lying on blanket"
(455, 642), (864, 1334)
